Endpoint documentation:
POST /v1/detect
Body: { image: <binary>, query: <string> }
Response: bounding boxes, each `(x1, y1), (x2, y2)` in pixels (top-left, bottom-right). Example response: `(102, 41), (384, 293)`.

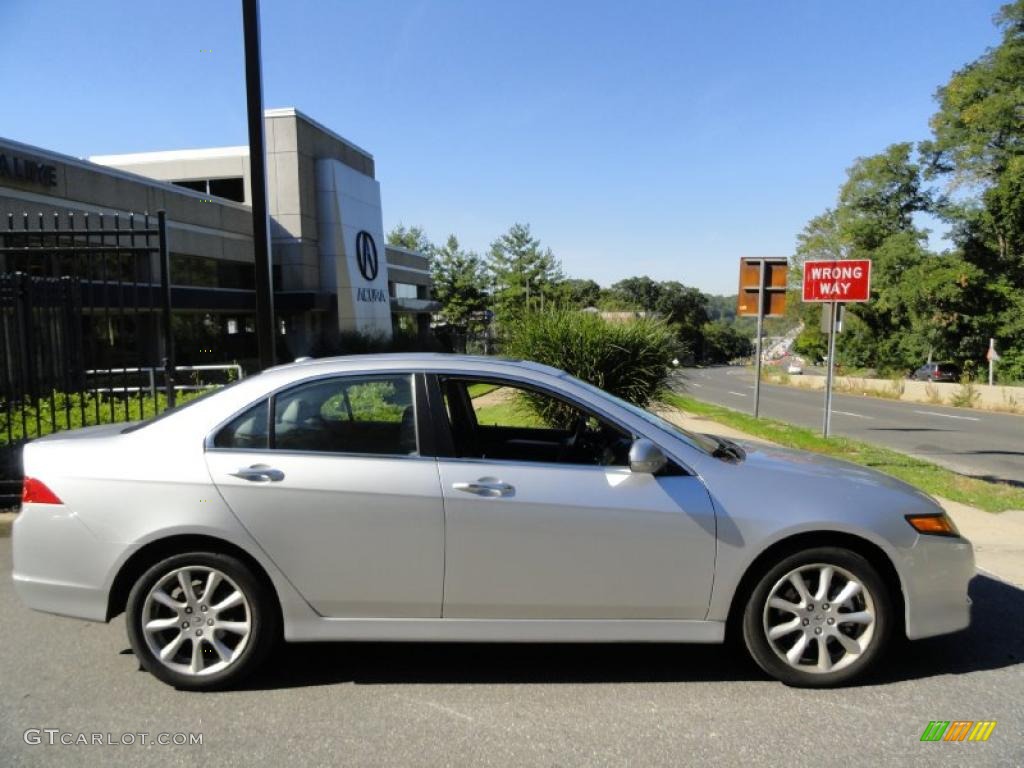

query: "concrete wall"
(0, 137), (253, 265)
(771, 372), (1024, 414)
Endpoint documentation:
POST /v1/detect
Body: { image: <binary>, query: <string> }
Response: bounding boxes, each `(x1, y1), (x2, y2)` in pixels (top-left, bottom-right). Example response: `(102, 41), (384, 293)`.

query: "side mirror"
(629, 438), (667, 475)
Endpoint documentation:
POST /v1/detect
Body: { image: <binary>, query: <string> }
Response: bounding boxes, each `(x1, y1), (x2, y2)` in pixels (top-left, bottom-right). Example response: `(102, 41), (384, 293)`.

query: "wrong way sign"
(802, 259), (872, 302)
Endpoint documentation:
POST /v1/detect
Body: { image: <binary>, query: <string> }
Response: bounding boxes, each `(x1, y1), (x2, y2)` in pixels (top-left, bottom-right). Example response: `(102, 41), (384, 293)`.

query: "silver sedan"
(12, 354), (973, 689)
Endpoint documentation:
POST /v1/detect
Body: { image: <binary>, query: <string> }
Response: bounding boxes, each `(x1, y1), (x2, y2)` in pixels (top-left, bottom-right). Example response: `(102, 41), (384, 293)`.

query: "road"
(1, 541), (1022, 767)
(675, 367), (1024, 485)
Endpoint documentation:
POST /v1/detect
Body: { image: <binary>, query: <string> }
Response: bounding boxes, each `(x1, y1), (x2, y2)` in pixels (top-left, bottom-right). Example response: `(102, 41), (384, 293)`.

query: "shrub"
(0, 389), (208, 446)
(504, 309), (677, 426)
(950, 370), (981, 408)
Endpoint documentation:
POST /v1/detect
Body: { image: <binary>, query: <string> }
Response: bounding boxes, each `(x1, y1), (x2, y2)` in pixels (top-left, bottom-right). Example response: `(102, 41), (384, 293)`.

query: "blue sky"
(1, 0), (1006, 294)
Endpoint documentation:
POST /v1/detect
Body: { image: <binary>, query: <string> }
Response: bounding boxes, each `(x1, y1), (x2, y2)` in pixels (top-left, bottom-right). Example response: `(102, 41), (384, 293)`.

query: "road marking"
(912, 410), (981, 422)
(832, 410), (873, 419)
(728, 391), (748, 397)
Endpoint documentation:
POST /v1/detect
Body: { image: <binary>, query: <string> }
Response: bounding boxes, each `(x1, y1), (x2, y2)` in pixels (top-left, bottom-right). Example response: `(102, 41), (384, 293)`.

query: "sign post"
(987, 338), (1000, 386)
(737, 257), (788, 418)
(802, 259), (872, 437)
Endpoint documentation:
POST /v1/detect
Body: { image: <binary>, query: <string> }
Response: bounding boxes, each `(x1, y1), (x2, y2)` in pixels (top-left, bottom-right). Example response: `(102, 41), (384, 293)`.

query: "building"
(0, 107), (437, 367)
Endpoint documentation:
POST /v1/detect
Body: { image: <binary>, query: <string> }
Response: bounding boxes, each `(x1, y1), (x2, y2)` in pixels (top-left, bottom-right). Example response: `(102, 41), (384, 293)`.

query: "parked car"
(13, 354), (973, 689)
(786, 360), (804, 375)
(910, 362), (961, 382)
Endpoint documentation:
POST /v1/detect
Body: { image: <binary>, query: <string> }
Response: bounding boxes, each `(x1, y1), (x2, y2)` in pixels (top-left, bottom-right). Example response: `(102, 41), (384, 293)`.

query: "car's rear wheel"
(742, 547), (892, 687)
(126, 552), (277, 690)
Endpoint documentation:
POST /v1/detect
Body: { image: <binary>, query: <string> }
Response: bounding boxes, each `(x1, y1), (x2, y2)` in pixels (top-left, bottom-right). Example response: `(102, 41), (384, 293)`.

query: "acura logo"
(355, 230), (379, 282)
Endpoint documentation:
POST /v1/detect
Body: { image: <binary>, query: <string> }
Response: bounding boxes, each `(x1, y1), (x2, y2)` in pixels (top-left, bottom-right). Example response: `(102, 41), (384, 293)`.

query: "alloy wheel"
(761, 562), (876, 674)
(140, 566), (252, 677)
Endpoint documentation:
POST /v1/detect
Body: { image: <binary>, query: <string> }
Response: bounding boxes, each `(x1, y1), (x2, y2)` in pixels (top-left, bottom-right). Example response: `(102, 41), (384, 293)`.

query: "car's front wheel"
(742, 547), (893, 687)
(126, 552), (277, 690)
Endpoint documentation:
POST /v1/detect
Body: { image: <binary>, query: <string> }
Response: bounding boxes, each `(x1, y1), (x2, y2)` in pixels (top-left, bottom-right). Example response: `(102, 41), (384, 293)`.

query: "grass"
(474, 394), (547, 428)
(467, 382), (501, 399)
(661, 392), (1024, 513)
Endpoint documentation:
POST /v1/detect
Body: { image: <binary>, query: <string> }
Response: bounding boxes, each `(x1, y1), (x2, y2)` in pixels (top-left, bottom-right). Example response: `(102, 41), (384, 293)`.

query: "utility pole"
(242, 0), (276, 370)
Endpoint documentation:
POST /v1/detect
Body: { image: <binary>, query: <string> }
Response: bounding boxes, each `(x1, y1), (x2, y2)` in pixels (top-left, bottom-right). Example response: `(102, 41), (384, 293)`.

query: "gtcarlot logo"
(24, 729), (203, 746)
(920, 721), (997, 742)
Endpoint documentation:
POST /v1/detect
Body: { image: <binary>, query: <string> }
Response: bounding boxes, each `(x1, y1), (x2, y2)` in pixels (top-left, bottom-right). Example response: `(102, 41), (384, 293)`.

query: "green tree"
(431, 234), (489, 338)
(488, 223), (564, 319)
(558, 278), (602, 308)
(387, 224), (435, 256)
(610, 276), (662, 311)
(701, 321), (752, 364)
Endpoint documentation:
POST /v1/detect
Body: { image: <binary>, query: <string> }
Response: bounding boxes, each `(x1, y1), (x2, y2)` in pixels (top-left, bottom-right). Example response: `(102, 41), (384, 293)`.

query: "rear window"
(121, 381), (245, 434)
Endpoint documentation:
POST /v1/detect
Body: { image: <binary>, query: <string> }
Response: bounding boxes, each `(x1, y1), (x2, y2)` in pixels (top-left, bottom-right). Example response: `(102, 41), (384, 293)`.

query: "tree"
(701, 321), (752, 364)
(608, 277), (710, 361)
(488, 223), (564, 319)
(558, 278), (602, 308)
(431, 235), (489, 340)
(610, 276), (662, 311)
(921, 1), (1024, 190)
(387, 224), (434, 256)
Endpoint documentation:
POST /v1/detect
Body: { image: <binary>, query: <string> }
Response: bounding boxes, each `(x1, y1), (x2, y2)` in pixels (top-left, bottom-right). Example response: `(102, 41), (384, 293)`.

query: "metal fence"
(0, 210), (175, 505)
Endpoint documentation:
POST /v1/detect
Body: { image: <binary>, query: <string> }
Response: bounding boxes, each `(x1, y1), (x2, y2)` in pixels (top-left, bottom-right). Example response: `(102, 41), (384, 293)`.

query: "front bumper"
(900, 532), (974, 640)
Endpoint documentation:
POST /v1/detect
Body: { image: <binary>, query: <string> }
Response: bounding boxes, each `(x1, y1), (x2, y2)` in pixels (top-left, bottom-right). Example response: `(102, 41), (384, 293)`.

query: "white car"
(787, 361), (804, 375)
(13, 354), (973, 690)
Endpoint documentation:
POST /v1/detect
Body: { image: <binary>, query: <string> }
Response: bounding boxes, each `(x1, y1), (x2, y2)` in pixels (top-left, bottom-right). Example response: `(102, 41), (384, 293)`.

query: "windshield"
(564, 376), (719, 455)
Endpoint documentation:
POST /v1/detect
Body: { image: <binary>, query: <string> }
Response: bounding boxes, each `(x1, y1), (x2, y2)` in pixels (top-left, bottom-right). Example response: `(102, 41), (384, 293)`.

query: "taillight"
(22, 477), (62, 505)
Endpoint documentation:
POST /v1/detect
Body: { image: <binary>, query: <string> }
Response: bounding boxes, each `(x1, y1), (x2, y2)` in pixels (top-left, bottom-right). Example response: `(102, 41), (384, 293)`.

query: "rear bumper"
(900, 532), (974, 640)
(11, 505), (119, 622)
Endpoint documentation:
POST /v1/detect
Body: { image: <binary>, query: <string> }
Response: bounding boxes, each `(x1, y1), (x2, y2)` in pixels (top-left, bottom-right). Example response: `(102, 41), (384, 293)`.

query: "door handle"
(230, 464), (285, 482)
(452, 479), (514, 497)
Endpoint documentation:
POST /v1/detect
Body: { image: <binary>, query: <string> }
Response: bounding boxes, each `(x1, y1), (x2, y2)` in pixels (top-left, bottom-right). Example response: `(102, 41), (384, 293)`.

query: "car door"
(205, 372), (445, 618)
(432, 375), (716, 620)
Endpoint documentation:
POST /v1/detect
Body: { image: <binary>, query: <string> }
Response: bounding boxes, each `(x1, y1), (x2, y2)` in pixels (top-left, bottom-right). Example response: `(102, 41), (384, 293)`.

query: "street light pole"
(242, 0), (276, 370)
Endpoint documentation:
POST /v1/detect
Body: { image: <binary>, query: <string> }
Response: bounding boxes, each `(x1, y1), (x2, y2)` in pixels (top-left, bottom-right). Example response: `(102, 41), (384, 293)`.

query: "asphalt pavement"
(675, 367), (1024, 485)
(1, 541), (1022, 767)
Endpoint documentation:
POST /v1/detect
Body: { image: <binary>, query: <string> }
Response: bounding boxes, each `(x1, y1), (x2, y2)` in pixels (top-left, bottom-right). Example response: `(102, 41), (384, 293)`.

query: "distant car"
(786, 361), (804, 375)
(910, 362), (960, 382)
(14, 354), (973, 690)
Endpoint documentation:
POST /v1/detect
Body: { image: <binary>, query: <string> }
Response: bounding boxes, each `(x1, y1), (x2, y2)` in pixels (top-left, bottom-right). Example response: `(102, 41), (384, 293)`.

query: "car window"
(213, 399), (269, 449)
(564, 375), (720, 456)
(442, 377), (632, 466)
(272, 374), (417, 455)
(209, 374), (417, 455)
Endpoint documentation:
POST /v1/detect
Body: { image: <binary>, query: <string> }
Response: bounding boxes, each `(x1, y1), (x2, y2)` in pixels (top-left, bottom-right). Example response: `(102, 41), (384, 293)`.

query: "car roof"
(263, 353), (569, 379)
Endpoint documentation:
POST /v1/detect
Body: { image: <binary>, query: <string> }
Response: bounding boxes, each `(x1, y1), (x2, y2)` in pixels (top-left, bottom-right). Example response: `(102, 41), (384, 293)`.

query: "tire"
(126, 551), (278, 690)
(741, 547), (892, 687)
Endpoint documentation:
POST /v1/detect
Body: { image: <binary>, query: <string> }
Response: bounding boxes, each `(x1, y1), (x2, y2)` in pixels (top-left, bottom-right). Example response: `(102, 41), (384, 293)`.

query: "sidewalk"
(658, 406), (1024, 588)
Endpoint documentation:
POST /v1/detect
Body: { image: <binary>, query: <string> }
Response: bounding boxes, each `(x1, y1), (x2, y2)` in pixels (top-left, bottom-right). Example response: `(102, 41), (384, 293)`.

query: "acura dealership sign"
(356, 230), (379, 281)
(0, 152), (57, 187)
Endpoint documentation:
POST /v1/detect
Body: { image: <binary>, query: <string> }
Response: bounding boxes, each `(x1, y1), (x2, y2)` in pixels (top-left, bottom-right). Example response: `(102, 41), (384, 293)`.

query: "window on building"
(171, 254), (254, 290)
(170, 177), (246, 203)
(172, 179), (207, 194)
(208, 177), (245, 203)
(392, 282), (418, 299)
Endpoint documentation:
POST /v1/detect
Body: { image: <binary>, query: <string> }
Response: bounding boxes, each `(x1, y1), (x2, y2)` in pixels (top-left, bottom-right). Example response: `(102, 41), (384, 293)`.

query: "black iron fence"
(0, 210), (175, 505)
